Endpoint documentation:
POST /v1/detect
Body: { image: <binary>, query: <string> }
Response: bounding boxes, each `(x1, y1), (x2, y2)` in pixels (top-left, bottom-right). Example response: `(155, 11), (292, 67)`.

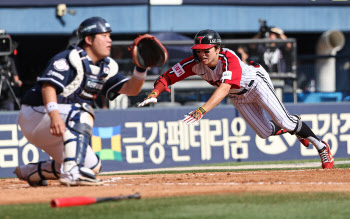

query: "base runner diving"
(138, 29), (334, 169)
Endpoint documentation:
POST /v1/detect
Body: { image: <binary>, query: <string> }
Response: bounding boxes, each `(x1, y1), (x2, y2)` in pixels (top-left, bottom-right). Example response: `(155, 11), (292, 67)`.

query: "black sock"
(295, 122), (319, 140)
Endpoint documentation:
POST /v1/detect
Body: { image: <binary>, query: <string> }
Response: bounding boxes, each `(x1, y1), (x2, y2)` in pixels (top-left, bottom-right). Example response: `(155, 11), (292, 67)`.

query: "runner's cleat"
(318, 141), (334, 169)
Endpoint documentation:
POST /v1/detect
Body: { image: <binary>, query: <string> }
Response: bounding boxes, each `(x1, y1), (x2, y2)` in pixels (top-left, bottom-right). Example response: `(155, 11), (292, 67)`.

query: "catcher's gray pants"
(18, 104), (98, 168)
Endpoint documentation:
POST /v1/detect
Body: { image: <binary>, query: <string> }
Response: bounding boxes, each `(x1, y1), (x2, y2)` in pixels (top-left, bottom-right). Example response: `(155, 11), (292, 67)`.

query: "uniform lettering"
(82, 24), (97, 32)
(87, 80), (103, 90)
(47, 70), (64, 80)
(221, 71), (232, 81)
(172, 63), (185, 77)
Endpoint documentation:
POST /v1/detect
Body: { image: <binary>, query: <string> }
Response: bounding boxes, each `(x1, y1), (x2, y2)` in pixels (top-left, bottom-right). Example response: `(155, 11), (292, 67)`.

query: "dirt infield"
(1, 168), (350, 205)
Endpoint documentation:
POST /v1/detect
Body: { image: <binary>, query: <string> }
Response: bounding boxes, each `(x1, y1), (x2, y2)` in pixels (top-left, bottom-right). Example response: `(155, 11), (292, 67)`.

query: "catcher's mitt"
(129, 34), (168, 69)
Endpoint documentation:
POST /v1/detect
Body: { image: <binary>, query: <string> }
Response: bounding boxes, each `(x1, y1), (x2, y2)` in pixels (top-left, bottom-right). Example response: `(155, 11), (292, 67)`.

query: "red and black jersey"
(156, 48), (256, 94)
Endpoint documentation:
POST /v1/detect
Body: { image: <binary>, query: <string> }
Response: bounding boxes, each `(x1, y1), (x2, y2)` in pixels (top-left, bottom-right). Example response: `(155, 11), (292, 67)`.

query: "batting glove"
(182, 106), (207, 124)
(138, 91), (158, 107)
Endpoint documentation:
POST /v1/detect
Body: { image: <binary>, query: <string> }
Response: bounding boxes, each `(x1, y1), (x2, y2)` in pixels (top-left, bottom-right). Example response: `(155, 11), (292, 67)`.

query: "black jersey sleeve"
(102, 73), (129, 100)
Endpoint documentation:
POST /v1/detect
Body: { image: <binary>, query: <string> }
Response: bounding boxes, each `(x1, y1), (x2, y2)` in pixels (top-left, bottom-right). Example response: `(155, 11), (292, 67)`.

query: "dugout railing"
(110, 38), (298, 108)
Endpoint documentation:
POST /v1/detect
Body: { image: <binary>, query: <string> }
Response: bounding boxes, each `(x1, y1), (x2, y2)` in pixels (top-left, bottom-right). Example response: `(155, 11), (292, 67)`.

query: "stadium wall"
(1, 103), (349, 178)
(1, 5), (350, 34)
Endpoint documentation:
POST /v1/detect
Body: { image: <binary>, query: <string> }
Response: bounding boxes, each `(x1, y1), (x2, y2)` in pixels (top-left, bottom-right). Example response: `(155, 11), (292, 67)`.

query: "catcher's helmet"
(191, 29), (221, 50)
(77, 17), (112, 45)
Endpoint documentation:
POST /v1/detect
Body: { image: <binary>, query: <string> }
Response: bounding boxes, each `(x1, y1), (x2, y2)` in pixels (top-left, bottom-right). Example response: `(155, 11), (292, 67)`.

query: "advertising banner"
(1, 103), (350, 178)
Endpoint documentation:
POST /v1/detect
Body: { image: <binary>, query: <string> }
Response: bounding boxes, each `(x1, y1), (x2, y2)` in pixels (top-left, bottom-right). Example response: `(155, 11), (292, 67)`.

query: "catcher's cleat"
(59, 176), (104, 186)
(318, 141), (334, 169)
(59, 166), (103, 186)
(14, 166), (48, 187)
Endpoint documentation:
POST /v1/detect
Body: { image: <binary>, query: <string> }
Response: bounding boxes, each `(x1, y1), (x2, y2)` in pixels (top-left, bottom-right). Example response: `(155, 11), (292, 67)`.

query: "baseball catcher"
(14, 17), (167, 187)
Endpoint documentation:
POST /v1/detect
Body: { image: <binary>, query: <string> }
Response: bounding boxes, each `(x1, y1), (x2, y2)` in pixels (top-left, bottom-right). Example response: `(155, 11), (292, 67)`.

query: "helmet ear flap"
(192, 49), (200, 63)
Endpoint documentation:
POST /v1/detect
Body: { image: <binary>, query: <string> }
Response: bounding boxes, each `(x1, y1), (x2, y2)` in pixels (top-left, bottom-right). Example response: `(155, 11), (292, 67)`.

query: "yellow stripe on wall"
(91, 136), (102, 152)
(111, 135), (121, 152)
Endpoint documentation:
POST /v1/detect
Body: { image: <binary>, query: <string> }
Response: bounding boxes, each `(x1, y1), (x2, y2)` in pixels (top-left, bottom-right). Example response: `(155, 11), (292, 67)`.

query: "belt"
(230, 80), (254, 95)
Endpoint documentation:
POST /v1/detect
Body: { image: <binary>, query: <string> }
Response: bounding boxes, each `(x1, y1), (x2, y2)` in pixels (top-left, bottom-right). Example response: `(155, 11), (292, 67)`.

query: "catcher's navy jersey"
(21, 48), (128, 106)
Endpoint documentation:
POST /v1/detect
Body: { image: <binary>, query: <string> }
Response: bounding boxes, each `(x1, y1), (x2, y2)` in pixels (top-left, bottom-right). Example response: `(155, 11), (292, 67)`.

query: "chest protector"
(61, 46), (118, 101)
(79, 49), (109, 100)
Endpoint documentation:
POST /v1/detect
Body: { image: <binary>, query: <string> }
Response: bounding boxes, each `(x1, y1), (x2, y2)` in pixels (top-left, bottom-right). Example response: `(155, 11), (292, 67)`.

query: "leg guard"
(64, 103), (94, 167)
(62, 103), (97, 179)
(14, 160), (60, 187)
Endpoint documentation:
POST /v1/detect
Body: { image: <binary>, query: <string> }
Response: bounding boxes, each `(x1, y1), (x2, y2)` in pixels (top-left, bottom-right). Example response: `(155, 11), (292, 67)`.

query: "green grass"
(1, 192), (350, 219)
(3, 159), (350, 218)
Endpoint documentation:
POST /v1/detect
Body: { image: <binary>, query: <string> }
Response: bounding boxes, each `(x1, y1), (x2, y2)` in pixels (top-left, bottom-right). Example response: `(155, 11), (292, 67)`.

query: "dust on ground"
(1, 168), (350, 205)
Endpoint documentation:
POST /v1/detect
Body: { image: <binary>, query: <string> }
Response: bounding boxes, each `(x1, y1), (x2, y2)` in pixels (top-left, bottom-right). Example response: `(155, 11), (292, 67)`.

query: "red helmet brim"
(191, 44), (215, 50)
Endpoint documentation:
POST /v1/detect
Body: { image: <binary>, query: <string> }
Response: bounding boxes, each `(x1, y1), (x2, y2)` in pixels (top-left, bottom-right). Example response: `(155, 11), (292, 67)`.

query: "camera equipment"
(0, 30), (20, 109)
(258, 19), (270, 38)
(0, 30), (12, 56)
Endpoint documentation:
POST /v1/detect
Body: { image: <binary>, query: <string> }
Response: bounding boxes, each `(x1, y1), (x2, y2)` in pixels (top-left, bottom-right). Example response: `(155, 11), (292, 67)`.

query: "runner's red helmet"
(191, 29), (221, 50)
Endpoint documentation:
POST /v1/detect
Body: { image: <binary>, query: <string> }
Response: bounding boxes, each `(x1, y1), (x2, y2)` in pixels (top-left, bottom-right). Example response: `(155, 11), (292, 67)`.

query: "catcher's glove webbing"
(129, 34), (168, 69)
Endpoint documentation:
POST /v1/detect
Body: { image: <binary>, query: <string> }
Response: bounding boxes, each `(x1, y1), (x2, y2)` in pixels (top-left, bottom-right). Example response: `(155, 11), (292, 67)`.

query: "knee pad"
(63, 103), (95, 171)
